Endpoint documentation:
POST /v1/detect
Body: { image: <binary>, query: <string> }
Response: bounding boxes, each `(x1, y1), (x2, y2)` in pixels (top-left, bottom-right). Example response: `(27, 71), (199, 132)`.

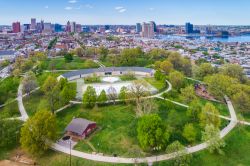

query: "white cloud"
(44, 5), (49, 9)
(115, 6), (124, 10)
(115, 6), (127, 13)
(68, 0), (77, 3)
(75, 5), (82, 10)
(118, 9), (127, 13)
(85, 4), (93, 9)
(65, 7), (73, 10)
(149, 8), (155, 11)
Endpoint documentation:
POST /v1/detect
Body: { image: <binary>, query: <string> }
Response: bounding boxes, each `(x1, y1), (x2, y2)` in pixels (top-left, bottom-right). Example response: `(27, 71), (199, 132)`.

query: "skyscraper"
(12, 22), (21, 33)
(66, 21), (71, 32)
(141, 22), (154, 38)
(55, 24), (63, 32)
(70, 22), (76, 33)
(136, 23), (142, 33)
(185, 22), (193, 34)
(43, 23), (52, 33)
(76, 24), (82, 33)
(30, 18), (36, 30)
(150, 21), (157, 32)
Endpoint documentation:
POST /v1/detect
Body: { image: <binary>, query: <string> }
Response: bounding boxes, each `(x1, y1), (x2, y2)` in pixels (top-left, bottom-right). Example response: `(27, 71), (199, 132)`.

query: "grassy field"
(144, 77), (166, 91)
(40, 57), (99, 70)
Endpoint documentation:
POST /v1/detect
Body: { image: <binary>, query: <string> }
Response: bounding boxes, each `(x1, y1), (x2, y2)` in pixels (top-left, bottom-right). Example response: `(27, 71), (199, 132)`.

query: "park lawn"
(41, 57), (99, 70)
(36, 72), (63, 86)
(56, 104), (145, 157)
(144, 77), (166, 91)
(0, 100), (20, 119)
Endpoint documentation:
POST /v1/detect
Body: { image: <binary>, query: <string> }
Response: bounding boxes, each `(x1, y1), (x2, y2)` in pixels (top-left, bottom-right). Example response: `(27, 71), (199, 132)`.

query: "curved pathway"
(16, 75), (242, 164)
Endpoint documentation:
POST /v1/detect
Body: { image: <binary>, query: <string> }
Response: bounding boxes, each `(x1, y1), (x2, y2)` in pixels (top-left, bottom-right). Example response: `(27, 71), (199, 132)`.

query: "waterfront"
(159, 34), (250, 43)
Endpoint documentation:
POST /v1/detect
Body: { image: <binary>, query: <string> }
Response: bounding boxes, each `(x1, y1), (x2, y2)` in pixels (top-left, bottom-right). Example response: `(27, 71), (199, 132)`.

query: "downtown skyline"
(1, 0), (250, 25)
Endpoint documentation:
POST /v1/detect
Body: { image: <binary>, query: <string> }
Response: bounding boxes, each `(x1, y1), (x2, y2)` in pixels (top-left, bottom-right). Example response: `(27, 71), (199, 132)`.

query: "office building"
(185, 22), (193, 34)
(150, 21), (157, 32)
(141, 22), (154, 38)
(70, 22), (76, 33)
(12, 22), (21, 33)
(136, 23), (142, 33)
(76, 24), (82, 33)
(30, 18), (36, 30)
(43, 23), (52, 33)
(55, 24), (63, 32)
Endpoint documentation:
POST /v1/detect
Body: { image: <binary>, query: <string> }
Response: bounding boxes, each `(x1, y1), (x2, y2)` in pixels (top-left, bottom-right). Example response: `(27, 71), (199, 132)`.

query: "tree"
(42, 76), (57, 93)
(199, 103), (221, 128)
(97, 90), (108, 103)
(118, 86), (128, 101)
(154, 70), (165, 81)
(180, 85), (197, 104)
(137, 114), (170, 151)
(160, 60), (173, 74)
(20, 110), (57, 156)
(60, 84), (76, 105)
(82, 86), (97, 108)
(182, 123), (197, 143)
(166, 141), (192, 166)
(22, 71), (38, 95)
(167, 52), (183, 70)
(64, 53), (73, 62)
(194, 63), (214, 80)
(136, 99), (158, 117)
(232, 91), (250, 114)
(129, 80), (149, 113)
(202, 124), (225, 154)
(204, 74), (238, 100)
(169, 71), (185, 90)
(98, 46), (109, 61)
(107, 86), (117, 104)
(220, 64), (246, 83)
(0, 119), (22, 148)
(75, 47), (85, 57)
(181, 57), (192, 77)
(186, 100), (202, 121)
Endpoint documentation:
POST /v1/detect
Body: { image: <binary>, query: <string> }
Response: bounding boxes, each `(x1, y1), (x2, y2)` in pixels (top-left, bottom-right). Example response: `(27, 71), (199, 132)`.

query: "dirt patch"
(9, 149), (36, 165)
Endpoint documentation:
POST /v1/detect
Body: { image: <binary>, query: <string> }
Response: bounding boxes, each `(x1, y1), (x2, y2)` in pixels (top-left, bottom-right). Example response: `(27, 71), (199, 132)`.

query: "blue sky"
(1, 0), (250, 25)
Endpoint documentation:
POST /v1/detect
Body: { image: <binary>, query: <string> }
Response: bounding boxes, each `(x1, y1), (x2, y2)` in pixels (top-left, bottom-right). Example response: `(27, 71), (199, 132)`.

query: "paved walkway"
(17, 84), (29, 121)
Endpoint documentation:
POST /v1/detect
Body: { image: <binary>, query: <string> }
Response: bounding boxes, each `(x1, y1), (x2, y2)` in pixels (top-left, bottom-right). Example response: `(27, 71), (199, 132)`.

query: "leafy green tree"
(182, 123), (197, 143)
(154, 70), (165, 81)
(194, 63), (214, 80)
(82, 86), (97, 108)
(20, 110), (57, 156)
(167, 110), (183, 129)
(202, 124), (225, 154)
(0, 119), (22, 148)
(204, 74), (238, 100)
(166, 141), (192, 166)
(60, 84), (76, 105)
(220, 64), (247, 83)
(199, 103), (221, 128)
(22, 71), (38, 95)
(167, 52), (183, 70)
(118, 86), (128, 101)
(137, 114), (170, 151)
(97, 90), (108, 103)
(180, 85), (197, 104)
(186, 100), (202, 121)
(181, 57), (192, 77)
(42, 76), (57, 93)
(169, 70), (185, 90)
(160, 60), (173, 74)
(98, 46), (109, 60)
(64, 53), (73, 62)
(232, 91), (250, 114)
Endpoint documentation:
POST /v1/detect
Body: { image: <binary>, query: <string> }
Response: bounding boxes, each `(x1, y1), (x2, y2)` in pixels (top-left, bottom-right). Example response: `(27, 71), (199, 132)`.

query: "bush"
(84, 74), (101, 83)
(120, 71), (136, 81)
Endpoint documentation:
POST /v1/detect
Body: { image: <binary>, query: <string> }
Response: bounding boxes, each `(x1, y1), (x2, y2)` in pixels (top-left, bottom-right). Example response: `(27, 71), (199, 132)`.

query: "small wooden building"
(65, 118), (97, 141)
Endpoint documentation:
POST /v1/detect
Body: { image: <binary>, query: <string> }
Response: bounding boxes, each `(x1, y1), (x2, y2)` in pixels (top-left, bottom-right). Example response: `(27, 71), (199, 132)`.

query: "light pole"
(69, 140), (72, 166)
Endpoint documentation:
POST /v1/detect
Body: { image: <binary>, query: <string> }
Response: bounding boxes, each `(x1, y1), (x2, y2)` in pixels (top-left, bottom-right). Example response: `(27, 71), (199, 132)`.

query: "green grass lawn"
(40, 57), (99, 70)
(144, 77), (166, 91)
